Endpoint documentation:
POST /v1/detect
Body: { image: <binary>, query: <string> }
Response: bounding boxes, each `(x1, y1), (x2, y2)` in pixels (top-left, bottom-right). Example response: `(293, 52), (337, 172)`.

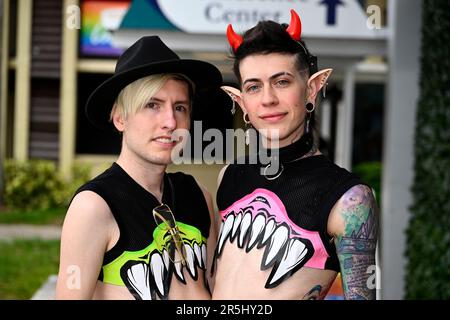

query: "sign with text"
(119, 0), (386, 39)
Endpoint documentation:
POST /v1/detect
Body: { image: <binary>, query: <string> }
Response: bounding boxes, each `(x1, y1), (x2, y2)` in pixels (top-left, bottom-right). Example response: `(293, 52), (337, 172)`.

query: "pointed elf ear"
(221, 85), (245, 114)
(307, 68), (333, 92)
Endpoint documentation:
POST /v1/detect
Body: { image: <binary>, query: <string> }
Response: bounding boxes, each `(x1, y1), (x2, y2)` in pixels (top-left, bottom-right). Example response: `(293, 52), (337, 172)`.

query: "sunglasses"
(152, 204), (187, 266)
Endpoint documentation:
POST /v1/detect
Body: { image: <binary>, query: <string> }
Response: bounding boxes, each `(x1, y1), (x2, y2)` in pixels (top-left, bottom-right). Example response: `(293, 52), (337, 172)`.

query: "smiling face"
(239, 53), (311, 148)
(113, 78), (191, 166)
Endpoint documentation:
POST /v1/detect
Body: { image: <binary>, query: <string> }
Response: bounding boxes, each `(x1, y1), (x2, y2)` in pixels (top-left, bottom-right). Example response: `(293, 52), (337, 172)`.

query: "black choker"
(260, 133), (313, 163)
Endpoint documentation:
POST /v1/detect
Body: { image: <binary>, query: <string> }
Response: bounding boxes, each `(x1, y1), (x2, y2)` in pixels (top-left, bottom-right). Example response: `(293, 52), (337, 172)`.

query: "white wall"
(381, 0), (422, 300)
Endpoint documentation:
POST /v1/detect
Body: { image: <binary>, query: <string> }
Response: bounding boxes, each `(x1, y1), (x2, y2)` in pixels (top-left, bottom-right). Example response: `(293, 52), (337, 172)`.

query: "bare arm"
(328, 184), (379, 300)
(56, 191), (116, 299)
(199, 185), (218, 293)
(216, 164), (229, 231)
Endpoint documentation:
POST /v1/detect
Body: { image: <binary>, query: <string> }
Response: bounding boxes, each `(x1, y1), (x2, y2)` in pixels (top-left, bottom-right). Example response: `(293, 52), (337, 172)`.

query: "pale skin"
(213, 53), (378, 300)
(56, 79), (217, 299)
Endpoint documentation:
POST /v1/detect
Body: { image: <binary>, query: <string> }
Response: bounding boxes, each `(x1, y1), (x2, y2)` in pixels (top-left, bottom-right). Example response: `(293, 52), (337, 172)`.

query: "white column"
(13, 0), (33, 161)
(319, 99), (331, 141)
(0, 0), (8, 164)
(334, 63), (356, 171)
(59, 0), (79, 178)
(380, 0), (422, 300)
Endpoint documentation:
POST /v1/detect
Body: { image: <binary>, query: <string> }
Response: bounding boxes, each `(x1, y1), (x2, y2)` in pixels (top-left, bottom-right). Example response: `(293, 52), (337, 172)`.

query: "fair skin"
(56, 79), (217, 299)
(213, 53), (378, 300)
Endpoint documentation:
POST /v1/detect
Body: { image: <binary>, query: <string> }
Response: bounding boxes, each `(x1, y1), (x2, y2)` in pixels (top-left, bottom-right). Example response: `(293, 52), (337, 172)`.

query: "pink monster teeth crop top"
(215, 139), (364, 288)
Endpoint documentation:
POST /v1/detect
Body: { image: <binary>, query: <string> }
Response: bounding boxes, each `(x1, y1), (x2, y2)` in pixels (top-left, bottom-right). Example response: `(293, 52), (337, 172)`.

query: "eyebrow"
(242, 72), (294, 86)
(149, 97), (190, 105)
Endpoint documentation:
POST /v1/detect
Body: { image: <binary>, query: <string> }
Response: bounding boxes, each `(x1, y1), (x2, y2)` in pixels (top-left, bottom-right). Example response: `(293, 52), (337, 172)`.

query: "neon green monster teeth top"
(74, 163), (211, 300)
(101, 221), (207, 286)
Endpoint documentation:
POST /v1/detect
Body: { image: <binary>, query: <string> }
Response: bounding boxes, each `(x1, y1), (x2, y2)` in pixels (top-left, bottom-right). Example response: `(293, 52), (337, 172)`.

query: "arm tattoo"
(335, 185), (378, 300)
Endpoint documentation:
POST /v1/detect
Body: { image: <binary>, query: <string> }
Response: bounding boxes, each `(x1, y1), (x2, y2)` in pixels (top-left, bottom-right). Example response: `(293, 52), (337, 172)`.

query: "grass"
(0, 207), (66, 225)
(0, 239), (60, 299)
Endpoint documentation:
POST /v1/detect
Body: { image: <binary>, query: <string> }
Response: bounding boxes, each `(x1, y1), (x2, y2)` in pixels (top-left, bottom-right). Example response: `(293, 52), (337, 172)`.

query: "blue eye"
(246, 85), (260, 93)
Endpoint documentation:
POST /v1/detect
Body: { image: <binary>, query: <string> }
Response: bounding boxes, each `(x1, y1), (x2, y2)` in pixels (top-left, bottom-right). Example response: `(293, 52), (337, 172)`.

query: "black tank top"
(216, 140), (364, 288)
(73, 163), (211, 300)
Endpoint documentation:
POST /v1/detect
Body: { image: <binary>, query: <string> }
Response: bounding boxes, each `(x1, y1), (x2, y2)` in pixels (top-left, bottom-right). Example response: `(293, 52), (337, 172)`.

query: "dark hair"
(231, 19), (319, 135)
(232, 20), (317, 84)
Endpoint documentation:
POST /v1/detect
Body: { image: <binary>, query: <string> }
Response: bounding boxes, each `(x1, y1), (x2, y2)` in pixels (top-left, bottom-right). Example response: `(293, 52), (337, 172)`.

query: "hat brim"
(85, 59), (223, 130)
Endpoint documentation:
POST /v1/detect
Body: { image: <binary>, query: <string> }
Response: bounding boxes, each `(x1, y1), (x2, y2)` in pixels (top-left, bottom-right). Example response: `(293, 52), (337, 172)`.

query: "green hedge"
(405, 0), (450, 299)
(353, 162), (381, 206)
(2, 159), (91, 211)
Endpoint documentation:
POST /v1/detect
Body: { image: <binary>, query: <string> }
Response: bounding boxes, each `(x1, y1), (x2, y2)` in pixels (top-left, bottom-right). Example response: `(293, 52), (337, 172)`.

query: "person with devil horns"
(212, 10), (379, 300)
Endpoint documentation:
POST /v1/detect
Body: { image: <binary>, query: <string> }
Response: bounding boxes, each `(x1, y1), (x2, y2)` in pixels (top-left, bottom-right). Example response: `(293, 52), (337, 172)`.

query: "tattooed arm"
(327, 184), (379, 300)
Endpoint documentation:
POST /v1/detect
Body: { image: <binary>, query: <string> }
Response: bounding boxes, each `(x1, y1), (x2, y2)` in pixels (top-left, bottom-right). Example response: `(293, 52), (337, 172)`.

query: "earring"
(322, 82), (328, 98)
(243, 113), (251, 146)
(305, 102), (315, 134)
(231, 99), (236, 115)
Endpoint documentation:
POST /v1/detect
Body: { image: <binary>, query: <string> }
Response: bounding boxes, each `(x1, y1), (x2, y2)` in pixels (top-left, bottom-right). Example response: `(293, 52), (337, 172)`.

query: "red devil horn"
(286, 9), (302, 41)
(227, 24), (243, 52)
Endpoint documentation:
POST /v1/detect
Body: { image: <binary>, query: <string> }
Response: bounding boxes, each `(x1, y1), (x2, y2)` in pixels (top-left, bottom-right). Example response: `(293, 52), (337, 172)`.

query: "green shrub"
(405, 0), (450, 299)
(2, 160), (91, 211)
(353, 162), (381, 206)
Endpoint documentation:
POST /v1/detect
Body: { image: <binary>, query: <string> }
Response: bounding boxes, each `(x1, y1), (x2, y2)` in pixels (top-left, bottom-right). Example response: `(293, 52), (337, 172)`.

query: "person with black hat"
(212, 10), (379, 300)
(56, 36), (222, 300)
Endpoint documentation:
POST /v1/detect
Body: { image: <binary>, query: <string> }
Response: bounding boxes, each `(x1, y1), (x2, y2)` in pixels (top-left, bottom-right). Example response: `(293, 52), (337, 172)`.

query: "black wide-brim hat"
(85, 36), (223, 130)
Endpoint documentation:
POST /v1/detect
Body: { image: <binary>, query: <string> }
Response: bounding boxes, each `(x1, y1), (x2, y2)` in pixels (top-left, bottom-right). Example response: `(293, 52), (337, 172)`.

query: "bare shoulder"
(57, 191), (115, 299)
(328, 184), (378, 237)
(62, 190), (116, 240)
(65, 191), (113, 224)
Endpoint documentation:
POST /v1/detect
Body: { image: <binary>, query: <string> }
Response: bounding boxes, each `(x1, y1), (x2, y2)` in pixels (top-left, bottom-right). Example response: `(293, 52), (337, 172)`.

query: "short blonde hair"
(110, 73), (195, 121)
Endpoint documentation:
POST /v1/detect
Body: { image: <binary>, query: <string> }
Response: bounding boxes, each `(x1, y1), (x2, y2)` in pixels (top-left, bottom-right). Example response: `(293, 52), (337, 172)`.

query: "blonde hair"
(110, 73), (195, 121)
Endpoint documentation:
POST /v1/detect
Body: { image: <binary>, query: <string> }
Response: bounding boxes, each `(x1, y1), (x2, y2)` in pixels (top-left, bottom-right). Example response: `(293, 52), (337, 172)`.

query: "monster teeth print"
(201, 244), (207, 269)
(217, 214), (234, 255)
(150, 253), (166, 297)
(259, 218), (276, 248)
(246, 214), (266, 251)
(231, 213), (242, 240)
(162, 249), (170, 270)
(173, 250), (185, 283)
(267, 238), (309, 288)
(262, 225), (289, 269)
(126, 262), (152, 300)
(184, 244), (197, 279)
(194, 243), (202, 268)
(216, 211), (314, 289)
(123, 240), (208, 300)
(238, 213), (252, 247)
